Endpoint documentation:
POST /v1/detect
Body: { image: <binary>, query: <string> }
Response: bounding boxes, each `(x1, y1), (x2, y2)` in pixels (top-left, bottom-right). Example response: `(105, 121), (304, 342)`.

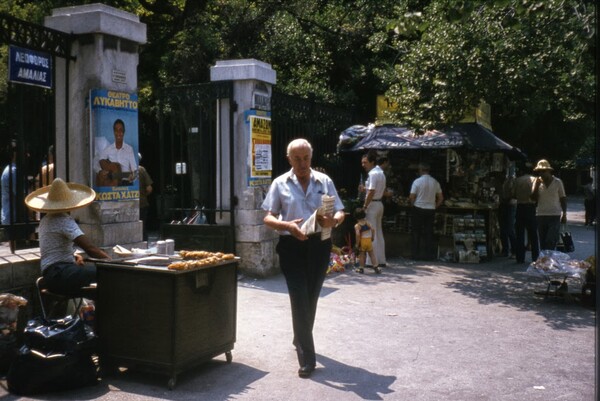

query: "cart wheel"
(226, 351), (233, 363)
(168, 376), (177, 390)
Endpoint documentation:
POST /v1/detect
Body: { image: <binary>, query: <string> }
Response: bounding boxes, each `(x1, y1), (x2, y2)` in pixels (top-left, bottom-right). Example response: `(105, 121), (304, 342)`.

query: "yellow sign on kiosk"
(460, 100), (492, 130)
(376, 95), (398, 125)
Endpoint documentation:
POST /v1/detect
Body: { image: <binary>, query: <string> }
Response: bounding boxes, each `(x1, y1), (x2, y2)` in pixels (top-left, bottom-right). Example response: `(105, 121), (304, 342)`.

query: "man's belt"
(372, 199), (382, 201)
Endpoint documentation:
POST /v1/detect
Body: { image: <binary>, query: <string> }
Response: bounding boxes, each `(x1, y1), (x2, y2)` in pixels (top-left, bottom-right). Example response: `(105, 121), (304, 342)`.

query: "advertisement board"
(89, 89), (140, 201)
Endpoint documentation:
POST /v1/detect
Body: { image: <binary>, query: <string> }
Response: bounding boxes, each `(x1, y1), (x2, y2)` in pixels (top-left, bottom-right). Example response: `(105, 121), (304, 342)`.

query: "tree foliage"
(375, 0), (596, 162)
(1, 0), (595, 163)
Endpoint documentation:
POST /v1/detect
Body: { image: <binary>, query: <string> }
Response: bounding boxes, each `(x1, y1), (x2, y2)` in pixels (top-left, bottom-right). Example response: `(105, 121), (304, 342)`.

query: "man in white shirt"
(531, 159), (567, 250)
(361, 151), (387, 267)
(409, 162), (443, 260)
(94, 119), (137, 186)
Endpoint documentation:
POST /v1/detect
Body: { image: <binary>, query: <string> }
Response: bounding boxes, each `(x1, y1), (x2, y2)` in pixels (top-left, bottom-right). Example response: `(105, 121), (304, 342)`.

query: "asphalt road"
(0, 196), (596, 400)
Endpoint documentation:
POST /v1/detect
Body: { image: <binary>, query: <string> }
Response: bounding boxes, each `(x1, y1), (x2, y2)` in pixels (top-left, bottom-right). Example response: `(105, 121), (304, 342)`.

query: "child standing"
(354, 208), (381, 274)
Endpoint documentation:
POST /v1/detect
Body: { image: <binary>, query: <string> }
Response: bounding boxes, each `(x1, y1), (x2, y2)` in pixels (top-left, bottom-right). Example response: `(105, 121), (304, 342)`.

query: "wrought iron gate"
(156, 81), (236, 252)
(0, 12), (73, 252)
(271, 91), (358, 193)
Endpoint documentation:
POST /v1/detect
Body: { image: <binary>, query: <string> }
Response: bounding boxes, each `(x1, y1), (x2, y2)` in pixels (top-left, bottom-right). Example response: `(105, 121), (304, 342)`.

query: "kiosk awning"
(339, 122), (525, 159)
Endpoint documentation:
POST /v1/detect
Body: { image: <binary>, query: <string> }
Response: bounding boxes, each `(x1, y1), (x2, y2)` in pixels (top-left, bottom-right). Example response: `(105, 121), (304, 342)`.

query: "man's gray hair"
(287, 138), (313, 157)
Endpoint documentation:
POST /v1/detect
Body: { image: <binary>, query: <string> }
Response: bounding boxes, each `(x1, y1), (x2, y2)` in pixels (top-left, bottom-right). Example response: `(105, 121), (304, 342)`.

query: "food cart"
(338, 122), (525, 261)
(95, 255), (238, 389)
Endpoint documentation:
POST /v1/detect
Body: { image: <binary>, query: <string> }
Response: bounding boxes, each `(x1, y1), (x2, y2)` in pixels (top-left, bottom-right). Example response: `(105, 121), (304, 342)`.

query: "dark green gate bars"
(271, 91), (356, 194)
(0, 12), (73, 252)
(156, 82), (236, 253)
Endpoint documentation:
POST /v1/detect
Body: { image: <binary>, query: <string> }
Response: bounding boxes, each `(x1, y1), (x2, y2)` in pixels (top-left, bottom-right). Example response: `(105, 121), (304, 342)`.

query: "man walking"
(409, 162), (443, 261)
(262, 138), (345, 378)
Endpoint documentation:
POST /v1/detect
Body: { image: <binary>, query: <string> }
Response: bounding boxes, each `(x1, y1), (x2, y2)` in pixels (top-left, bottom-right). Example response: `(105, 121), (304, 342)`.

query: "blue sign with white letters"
(8, 45), (53, 89)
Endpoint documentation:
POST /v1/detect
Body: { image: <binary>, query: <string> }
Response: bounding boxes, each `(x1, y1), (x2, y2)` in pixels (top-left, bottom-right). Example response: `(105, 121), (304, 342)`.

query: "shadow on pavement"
(312, 354), (396, 400)
(442, 263), (595, 331)
(56, 360), (269, 401)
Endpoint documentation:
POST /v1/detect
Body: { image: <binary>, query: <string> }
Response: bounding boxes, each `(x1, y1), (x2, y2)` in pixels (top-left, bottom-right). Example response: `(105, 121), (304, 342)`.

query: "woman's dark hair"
(362, 149), (377, 163)
(354, 208), (366, 220)
(377, 156), (388, 166)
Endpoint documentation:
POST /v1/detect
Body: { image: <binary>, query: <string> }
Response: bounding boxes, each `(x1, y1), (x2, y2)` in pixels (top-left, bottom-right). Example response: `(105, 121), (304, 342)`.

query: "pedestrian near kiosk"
(582, 175), (596, 226)
(532, 159), (567, 251)
(409, 162), (443, 260)
(513, 161), (540, 263)
(498, 170), (517, 257)
(138, 153), (154, 241)
(25, 178), (110, 298)
(360, 151), (386, 267)
(1, 143), (17, 252)
(262, 138), (345, 378)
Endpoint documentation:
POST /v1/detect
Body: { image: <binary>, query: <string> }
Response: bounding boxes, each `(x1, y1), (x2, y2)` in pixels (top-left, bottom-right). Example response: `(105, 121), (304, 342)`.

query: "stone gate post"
(210, 59), (279, 276)
(45, 4), (147, 247)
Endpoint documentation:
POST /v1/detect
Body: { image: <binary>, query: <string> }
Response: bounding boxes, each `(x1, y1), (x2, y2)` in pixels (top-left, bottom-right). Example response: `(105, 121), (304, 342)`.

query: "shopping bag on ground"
(7, 345), (97, 395)
(559, 224), (575, 253)
(23, 315), (89, 353)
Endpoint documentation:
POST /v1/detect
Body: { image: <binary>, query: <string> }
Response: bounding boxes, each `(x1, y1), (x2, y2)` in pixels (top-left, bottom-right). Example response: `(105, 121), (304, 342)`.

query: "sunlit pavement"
(0, 196), (595, 400)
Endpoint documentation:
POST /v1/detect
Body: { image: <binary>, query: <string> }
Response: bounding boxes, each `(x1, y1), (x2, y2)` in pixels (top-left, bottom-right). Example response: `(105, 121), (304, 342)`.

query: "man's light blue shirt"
(262, 168), (344, 235)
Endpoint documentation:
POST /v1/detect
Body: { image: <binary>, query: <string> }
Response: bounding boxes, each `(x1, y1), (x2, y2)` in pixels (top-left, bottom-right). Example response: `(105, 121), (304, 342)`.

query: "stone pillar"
(210, 59), (279, 276)
(45, 4), (147, 247)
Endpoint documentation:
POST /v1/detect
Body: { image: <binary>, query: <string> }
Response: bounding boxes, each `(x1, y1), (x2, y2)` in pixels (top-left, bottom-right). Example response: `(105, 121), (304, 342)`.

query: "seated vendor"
(25, 178), (110, 298)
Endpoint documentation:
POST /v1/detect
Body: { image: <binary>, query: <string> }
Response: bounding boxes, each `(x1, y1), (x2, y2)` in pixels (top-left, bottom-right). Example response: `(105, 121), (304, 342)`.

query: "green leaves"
(375, 0), (595, 161)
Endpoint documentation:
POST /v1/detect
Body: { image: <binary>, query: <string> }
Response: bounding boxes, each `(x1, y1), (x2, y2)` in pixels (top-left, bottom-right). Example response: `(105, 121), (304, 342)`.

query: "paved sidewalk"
(0, 197), (596, 400)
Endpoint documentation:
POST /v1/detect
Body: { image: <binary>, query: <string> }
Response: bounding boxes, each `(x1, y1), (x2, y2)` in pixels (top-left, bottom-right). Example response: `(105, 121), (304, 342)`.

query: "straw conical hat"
(25, 178), (96, 213)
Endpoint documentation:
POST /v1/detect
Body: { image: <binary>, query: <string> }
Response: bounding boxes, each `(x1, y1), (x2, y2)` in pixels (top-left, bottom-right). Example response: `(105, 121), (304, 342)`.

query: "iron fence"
(271, 91), (359, 195)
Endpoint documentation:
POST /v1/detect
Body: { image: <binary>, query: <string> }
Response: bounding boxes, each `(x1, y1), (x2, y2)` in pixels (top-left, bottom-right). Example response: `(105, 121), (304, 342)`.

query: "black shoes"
(298, 364), (315, 378)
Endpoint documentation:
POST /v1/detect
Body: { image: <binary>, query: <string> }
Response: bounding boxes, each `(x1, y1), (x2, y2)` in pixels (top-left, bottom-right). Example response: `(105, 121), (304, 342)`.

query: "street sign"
(8, 45), (53, 89)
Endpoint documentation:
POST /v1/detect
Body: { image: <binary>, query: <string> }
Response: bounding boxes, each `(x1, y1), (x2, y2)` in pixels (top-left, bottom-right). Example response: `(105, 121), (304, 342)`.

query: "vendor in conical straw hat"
(25, 178), (110, 298)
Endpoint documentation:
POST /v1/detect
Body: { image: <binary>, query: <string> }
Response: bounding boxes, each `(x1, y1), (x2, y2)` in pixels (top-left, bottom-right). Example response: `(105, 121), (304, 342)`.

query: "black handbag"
(557, 224), (575, 253)
(23, 315), (92, 354)
(7, 345), (97, 395)
(8, 316), (97, 395)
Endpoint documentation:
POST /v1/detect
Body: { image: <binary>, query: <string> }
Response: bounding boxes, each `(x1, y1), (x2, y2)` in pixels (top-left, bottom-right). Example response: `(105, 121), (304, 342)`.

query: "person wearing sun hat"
(532, 159), (567, 251)
(25, 178), (110, 298)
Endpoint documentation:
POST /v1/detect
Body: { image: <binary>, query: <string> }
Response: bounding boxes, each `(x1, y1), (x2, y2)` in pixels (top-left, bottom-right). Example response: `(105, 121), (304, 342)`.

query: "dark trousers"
(498, 203), (516, 256)
(140, 206), (149, 241)
(537, 215), (561, 251)
(584, 198), (596, 225)
(43, 262), (97, 299)
(276, 235), (331, 368)
(515, 204), (539, 263)
(411, 207), (436, 260)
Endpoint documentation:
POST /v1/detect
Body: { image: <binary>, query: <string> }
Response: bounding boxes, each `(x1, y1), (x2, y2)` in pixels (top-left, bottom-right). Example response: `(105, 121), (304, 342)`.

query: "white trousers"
(365, 201), (386, 265)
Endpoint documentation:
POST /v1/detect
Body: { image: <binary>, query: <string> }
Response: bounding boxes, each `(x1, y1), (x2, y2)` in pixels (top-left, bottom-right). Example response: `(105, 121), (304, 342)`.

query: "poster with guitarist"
(90, 89), (140, 201)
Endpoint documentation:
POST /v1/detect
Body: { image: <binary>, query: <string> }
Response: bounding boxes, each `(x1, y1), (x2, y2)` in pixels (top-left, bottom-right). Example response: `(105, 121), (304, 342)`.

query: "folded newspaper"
(300, 195), (336, 240)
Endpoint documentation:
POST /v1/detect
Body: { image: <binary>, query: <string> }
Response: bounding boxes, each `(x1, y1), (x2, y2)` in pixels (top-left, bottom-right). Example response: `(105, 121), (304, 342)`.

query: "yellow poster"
(248, 114), (272, 187)
(376, 95), (398, 125)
